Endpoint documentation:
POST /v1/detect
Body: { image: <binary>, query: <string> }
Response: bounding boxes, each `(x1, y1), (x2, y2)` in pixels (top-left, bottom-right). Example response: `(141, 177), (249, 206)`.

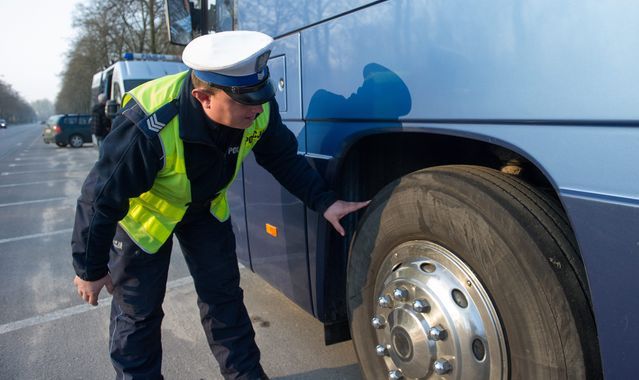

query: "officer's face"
(194, 89), (264, 130)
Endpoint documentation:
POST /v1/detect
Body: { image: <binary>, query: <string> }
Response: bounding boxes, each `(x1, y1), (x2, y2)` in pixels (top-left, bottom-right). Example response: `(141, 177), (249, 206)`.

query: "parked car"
(0, 118), (6, 128)
(42, 116), (57, 143)
(43, 114), (93, 148)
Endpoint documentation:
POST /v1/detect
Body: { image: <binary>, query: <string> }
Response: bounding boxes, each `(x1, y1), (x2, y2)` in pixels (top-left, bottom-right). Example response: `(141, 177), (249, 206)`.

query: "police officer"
(91, 93), (111, 148)
(71, 31), (369, 380)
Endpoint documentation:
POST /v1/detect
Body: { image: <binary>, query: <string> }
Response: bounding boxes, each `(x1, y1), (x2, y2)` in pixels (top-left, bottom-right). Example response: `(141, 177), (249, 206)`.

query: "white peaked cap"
(182, 31), (274, 77)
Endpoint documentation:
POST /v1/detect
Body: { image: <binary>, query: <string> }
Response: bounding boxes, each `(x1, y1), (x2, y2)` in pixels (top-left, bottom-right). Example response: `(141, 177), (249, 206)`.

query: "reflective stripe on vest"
(118, 71), (270, 253)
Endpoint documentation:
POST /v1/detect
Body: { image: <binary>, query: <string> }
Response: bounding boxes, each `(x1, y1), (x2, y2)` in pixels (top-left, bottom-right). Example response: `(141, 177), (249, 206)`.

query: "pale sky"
(0, 0), (84, 103)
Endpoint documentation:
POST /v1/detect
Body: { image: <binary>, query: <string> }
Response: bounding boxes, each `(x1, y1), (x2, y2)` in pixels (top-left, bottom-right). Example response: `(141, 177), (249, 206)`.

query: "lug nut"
(389, 369), (404, 380)
(428, 325), (448, 341)
(375, 344), (389, 356)
(378, 295), (393, 308)
(433, 358), (453, 375)
(371, 315), (386, 329)
(412, 299), (430, 313)
(393, 287), (409, 301)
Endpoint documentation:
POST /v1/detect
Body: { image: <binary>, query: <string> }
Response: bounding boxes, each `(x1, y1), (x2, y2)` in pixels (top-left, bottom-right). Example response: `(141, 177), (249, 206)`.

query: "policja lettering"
(246, 129), (263, 144)
(71, 30), (370, 380)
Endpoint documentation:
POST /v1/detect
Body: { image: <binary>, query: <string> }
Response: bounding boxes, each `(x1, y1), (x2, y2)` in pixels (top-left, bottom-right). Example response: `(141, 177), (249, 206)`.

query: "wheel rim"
(371, 240), (507, 379)
(70, 135), (83, 147)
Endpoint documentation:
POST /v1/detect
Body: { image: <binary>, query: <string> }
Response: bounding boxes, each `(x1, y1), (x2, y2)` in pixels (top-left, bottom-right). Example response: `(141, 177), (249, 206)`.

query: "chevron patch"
(146, 113), (166, 133)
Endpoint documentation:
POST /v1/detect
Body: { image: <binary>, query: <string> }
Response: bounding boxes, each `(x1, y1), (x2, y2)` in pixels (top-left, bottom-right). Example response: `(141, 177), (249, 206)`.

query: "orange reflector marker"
(265, 223), (278, 237)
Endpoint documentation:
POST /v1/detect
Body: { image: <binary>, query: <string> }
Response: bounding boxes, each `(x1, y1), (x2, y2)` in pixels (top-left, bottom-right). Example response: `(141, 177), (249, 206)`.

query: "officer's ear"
(191, 88), (213, 109)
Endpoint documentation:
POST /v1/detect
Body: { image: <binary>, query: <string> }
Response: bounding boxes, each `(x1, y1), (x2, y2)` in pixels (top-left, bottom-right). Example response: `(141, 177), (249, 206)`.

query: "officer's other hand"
(323, 200), (371, 237)
(73, 274), (114, 306)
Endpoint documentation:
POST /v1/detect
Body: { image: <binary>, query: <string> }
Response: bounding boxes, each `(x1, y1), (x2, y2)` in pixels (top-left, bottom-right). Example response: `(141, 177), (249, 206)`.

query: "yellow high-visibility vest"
(119, 71), (270, 253)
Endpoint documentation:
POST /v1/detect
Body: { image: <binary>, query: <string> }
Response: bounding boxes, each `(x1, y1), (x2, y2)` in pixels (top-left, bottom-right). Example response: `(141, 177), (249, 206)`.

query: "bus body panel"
(560, 195), (639, 380)
(242, 120), (314, 314)
(298, 0), (639, 121)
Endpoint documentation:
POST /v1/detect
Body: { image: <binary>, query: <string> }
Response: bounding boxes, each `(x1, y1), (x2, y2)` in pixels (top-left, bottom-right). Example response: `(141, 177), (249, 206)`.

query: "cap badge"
(255, 50), (271, 72)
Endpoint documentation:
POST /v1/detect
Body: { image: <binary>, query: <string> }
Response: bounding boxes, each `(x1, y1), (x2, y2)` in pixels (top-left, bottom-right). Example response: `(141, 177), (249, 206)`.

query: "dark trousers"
(108, 207), (264, 379)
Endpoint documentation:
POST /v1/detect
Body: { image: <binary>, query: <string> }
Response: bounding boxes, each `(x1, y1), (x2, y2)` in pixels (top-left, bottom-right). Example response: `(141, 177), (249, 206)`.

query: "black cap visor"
(216, 78), (275, 106)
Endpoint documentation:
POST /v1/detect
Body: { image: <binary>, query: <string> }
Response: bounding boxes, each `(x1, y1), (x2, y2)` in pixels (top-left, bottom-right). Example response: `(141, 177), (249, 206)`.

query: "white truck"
(91, 53), (187, 114)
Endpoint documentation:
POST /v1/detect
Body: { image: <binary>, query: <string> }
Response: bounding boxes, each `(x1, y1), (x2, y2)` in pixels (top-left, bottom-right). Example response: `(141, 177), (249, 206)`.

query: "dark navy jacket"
(72, 74), (337, 281)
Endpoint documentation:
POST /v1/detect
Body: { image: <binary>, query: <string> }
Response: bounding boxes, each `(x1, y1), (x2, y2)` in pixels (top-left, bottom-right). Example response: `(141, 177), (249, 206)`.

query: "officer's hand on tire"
(74, 274), (114, 306)
(323, 200), (371, 237)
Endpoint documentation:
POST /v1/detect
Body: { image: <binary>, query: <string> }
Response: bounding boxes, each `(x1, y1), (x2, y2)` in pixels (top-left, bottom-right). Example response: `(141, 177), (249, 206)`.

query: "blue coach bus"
(167, 1), (638, 378)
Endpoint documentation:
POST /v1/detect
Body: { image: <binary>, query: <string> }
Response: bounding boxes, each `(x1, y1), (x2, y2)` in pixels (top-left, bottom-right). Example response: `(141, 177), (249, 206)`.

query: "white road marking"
(2, 169), (89, 175)
(14, 156), (63, 161)
(0, 179), (77, 188)
(8, 162), (52, 167)
(0, 197), (68, 208)
(0, 260), (246, 335)
(0, 228), (73, 244)
(0, 276), (196, 335)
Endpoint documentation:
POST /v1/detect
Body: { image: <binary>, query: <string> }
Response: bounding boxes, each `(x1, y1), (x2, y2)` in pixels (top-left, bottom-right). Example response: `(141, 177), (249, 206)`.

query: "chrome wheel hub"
(387, 309), (432, 375)
(372, 241), (507, 379)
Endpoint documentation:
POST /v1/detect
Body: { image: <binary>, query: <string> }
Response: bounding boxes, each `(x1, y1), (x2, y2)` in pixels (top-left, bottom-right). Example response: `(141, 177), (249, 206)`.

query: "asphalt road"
(0, 123), (361, 379)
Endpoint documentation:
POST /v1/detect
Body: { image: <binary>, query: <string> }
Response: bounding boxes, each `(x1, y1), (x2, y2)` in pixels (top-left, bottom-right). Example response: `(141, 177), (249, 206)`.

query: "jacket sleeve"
(252, 100), (338, 215)
(71, 108), (164, 281)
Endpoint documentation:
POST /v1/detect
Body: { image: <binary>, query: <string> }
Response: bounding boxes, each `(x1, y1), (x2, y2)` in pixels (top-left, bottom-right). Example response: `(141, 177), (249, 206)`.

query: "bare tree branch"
(56, 0), (182, 113)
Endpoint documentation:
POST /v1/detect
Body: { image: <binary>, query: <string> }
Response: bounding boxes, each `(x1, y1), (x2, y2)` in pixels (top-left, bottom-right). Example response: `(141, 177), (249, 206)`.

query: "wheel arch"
(332, 127), (562, 204)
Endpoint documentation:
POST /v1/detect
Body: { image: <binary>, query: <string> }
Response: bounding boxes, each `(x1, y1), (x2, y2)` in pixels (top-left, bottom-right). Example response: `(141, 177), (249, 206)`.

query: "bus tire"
(347, 165), (601, 379)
